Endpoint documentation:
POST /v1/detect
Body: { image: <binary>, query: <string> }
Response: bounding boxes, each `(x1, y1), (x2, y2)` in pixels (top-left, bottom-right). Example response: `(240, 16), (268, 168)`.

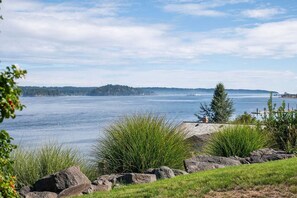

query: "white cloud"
(241, 8), (285, 19)
(1, 0), (297, 93)
(164, 3), (226, 17)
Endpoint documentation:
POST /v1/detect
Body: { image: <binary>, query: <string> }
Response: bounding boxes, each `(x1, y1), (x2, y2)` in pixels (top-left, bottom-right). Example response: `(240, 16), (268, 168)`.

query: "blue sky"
(1, 0), (297, 92)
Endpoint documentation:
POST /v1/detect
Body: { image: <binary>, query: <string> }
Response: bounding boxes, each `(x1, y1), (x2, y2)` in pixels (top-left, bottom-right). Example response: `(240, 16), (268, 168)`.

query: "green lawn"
(82, 158), (297, 198)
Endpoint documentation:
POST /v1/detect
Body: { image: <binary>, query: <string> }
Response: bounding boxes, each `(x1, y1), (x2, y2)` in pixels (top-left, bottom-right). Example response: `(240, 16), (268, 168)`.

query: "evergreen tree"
(196, 83), (234, 123)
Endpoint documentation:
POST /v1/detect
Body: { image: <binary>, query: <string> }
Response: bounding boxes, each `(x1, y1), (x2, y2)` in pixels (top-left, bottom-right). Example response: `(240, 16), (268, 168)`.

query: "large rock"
(89, 179), (113, 193)
(33, 166), (91, 193)
(58, 183), (91, 197)
(25, 192), (57, 198)
(117, 173), (156, 184)
(246, 148), (295, 164)
(19, 186), (32, 198)
(184, 155), (241, 173)
(186, 134), (212, 151)
(97, 174), (123, 185)
(172, 169), (188, 176)
(145, 166), (175, 179)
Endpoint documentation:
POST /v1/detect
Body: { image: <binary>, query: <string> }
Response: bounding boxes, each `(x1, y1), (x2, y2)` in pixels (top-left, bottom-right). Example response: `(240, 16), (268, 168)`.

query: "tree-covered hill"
(20, 85), (276, 97)
(87, 85), (150, 96)
(20, 85), (151, 97)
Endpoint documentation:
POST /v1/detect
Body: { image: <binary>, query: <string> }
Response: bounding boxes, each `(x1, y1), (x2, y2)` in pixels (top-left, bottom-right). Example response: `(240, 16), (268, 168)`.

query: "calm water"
(2, 94), (297, 154)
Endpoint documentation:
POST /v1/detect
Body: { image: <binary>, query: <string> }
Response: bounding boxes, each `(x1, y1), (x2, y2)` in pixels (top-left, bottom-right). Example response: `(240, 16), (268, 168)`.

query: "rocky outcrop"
(184, 149), (296, 173)
(19, 148), (295, 197)
(246, 148), (295, 163)
(184, 155), (242, 173)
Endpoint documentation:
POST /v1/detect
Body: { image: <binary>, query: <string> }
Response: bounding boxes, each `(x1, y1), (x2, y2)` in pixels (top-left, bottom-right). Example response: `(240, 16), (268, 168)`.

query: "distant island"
(281, 92), (297, 99)
(20, 85), (151, 97)
(20, 85), (277, 97)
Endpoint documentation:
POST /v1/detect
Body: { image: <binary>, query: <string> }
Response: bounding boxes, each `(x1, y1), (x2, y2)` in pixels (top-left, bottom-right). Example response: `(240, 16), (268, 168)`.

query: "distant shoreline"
(281, 93), (297, 99)
(20, 85), (277, 97)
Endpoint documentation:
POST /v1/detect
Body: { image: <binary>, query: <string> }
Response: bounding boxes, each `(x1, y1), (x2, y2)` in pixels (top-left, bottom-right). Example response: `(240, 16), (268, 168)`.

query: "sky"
(1, 0), (297, 92)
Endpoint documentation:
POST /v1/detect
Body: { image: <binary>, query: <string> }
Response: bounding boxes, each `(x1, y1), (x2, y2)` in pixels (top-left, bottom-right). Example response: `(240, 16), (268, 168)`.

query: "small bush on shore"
(232, 112), (257, 125)
(13, 144), (96, 188)
(205, 126), (270, 157)
(262, 95), (297, 153)
(93, 114), (191, 174)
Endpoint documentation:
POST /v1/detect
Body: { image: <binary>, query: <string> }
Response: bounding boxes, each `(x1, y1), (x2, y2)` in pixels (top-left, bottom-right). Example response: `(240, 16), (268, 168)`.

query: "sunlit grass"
(81, 157), (297, 198)
(13, 143), (97, 188)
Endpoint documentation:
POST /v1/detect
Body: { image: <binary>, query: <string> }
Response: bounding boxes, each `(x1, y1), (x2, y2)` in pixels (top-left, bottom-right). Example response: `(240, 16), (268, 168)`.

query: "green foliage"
(93, 114), (191, 174)
(0, 65), (26, 197)
(232, 112), (257, 124)
(196, 83), (234, 123)
(0, 130), (16, 174)
(12, 143), (96, 188)
(0, 130), (17, 198)
(262, 94), (297, 153)
(204, 126), (270, 157)
(0, 65), (27, 122)
(0, 172), (17, 198)
(81, 157), (297, 198)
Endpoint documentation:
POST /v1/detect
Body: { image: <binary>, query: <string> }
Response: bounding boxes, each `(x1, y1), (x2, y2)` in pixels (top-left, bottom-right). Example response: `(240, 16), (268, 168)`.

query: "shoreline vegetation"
(20, 84), (277, 97)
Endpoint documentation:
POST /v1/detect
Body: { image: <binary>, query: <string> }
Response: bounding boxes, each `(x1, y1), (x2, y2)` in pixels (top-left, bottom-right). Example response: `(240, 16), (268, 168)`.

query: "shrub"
(232, 112), (257, 124)
(13, 143), (96, 188)
(0, 65), (27, 197)
(0, 171), (17, 198)
(262, 95), (297, 153)
(204, 126), (270, 157)
(93, 114), (191, 174)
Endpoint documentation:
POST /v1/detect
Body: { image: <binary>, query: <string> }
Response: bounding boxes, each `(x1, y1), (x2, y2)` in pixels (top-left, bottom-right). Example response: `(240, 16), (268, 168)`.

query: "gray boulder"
(172, 169), (188, 176)
(89, 179), (112, 193)
(184, 155), (241, 173)
(25, 192), (57, 198)
(246, 148), (295, 163)
(33, 166), (91, 193)
(145, 166), (175, 179)
(97, 174), (123, 185)
(117, 173), (156, 184)
(19, 186), (32, 198)
(58, 183), (91, 197)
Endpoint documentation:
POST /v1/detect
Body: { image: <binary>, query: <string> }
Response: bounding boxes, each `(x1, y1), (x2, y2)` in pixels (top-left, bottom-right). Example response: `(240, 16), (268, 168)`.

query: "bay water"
(2, 93), (297, 154)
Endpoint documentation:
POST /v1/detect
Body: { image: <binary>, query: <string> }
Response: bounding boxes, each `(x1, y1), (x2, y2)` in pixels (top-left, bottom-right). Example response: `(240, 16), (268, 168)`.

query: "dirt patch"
(204, 185), (297, 198)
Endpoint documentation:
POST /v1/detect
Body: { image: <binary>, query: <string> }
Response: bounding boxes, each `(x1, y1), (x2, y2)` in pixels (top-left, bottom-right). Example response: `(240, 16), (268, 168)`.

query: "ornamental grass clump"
(205, 126), (270, 158)
(93, 114), (191, 174)
(12, 143), (96, 188)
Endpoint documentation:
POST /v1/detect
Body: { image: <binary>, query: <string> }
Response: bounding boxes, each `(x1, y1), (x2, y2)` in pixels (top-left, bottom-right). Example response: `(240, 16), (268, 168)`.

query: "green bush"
(93, 114), (191, 174)
(13, 144), (96, 188)
(204, 126), (270, 157)
(232, 112), (257, 124)
(262, 95), (297, 153)
(0, 65), (27, 197)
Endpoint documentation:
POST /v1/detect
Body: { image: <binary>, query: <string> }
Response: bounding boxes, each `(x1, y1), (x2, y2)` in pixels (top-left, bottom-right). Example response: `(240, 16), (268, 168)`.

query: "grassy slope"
(82, 158), (297, 198)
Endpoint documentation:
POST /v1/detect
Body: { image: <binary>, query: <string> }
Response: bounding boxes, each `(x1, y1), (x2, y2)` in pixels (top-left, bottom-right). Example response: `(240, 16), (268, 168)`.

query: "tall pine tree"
(196, 83), (234, 123)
